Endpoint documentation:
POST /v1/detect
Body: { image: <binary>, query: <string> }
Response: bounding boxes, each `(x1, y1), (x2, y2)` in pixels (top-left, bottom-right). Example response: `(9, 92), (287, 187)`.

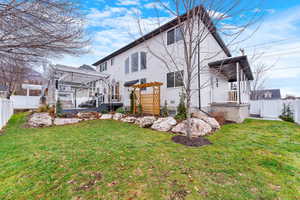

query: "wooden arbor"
(131, 82), (163, 115)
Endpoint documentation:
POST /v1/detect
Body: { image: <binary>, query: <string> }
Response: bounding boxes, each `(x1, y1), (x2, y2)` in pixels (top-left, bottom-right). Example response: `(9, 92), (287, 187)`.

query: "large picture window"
(131, 52), (139, 72)
(167, 70), (184, 88)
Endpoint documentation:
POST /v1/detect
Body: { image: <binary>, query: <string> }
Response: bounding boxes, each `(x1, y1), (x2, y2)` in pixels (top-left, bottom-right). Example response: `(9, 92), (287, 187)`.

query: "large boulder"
(120, 116), (136, 123)
(151, 117), (177, 132)
(77, 112), (100, 120)
(54, 118), (82, 126)
(100, 114), (113, 120)
(135, 116), (156, 128)
(192, 111), (220, 130)
(113, 113), (125, 120)
(28, 113), (52, 127)
(171, 118), (212, 137)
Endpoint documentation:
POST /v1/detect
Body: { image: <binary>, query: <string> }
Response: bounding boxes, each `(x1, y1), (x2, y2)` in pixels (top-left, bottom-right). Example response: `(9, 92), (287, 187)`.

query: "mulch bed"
(171, 135), (212, 147)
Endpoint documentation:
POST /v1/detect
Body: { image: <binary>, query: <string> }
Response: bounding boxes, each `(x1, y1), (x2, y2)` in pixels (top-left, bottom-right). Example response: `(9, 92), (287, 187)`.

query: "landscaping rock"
(77, 112), (100, 120)
(113, 113), (125, 120)
(192, 110), (220, 130)
(151, 117), (177, 132)
(202, 117), (220, 130)
(171, 118), (212, 137)
(28, 113), (52, 127)
(192, 110), (208, 119)
(135, 116), (156, 128)
(54, 118), (82, 126)
(100, 114), (113, 119)
(120, 116), (136, 123)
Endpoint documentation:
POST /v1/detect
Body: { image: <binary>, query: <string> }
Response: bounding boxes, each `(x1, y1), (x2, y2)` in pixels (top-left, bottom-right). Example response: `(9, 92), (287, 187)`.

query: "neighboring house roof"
(92, 5), (231, 66)
(79, 64), (96, 71)
(251, 89), (281, 100)
(0, 85), (8, 91)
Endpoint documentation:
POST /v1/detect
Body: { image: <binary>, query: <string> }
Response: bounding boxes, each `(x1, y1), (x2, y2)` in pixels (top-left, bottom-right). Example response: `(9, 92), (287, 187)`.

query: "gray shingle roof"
(251, 89), (281, 100)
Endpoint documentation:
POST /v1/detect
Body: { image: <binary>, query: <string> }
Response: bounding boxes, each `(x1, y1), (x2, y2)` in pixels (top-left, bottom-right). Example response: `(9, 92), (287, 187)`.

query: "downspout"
(197, 14), (201, 110)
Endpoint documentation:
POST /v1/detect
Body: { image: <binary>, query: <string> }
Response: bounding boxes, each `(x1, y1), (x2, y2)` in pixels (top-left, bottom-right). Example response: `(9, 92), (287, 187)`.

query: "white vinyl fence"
(250, 99), (300, 124)
(11, 95), (40, 109)
(0, 98), (14, 130)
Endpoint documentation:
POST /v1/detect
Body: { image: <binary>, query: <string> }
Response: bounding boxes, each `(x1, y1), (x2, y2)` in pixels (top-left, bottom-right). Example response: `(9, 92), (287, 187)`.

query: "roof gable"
(92, 5), (231, 66)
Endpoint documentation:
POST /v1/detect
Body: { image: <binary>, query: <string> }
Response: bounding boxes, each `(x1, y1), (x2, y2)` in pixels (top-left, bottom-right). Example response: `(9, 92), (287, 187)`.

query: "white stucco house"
(47, 6), (253, 122)
(90, 6), (253, 122)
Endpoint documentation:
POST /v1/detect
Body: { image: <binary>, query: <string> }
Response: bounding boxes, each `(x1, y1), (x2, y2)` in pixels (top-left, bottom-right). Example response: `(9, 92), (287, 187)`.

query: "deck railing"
(228, 90), (238, 102)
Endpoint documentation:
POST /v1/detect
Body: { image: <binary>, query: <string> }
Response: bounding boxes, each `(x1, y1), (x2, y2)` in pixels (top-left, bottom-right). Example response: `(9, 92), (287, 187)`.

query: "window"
(175, 26), (184, 41)
(140, 78), (146, 90)
(175, 71), (184, 87)
(111, 58), (114, 66)
(167, 70), (184, 88)
(167, 29), (175, 45)
(131, 52), (139, 72)
(99, 62), (107, 72)
(167, 26), (183, 45)
(125, 57), (129, 74)
(140, 52), (147, 70)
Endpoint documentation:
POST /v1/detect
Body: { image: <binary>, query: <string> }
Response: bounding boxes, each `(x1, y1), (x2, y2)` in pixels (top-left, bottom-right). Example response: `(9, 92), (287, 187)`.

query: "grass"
(0, 113), (299, 200)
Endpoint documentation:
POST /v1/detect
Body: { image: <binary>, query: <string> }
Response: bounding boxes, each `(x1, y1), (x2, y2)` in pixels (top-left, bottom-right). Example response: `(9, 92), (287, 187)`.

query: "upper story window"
(167, 70), (184, 88)
(99, 62), (107, 72)
(167, 26), (183, 45)
(131, 52), (139, 72)
(111, 58), (114, 66)
(125, 57), (129, 74)
(140, 52), (147, 70)
(124, 51), (147, 74)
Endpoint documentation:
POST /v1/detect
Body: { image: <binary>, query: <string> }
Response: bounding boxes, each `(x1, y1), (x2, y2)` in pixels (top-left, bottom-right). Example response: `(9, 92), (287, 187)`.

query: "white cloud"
(234, 6), (300, 96)
(116, 0), (140, 6)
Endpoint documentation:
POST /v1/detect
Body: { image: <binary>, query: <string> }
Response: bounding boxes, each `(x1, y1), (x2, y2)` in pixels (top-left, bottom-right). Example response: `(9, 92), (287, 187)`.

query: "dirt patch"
(171, 135), (212, 147)
(74, 172), (102, 191)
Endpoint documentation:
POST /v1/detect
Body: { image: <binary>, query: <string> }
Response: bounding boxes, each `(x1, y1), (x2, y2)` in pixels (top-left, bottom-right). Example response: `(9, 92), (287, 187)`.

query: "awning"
(208, 56), (254, 82)
(124, 80), (139, 87)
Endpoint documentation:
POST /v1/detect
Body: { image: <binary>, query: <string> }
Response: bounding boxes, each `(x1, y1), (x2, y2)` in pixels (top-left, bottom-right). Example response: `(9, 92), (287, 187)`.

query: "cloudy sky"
(54, 0), (300, 97)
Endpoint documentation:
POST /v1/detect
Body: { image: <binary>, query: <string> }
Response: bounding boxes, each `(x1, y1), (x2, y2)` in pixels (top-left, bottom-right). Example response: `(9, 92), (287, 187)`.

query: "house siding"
(95, 19), (230, 110)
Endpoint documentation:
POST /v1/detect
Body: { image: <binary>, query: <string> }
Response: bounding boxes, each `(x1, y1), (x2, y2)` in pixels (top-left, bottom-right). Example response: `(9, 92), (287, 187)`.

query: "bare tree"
(0, 58), (32, 99)
(135, 0), (262, 139)
(246, 50), (277, 99)
(0, 0), (89, 64)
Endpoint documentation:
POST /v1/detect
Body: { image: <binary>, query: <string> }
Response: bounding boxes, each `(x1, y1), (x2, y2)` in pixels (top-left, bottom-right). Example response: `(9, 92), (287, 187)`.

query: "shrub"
(116, 107), (125, 114)
(101, 110), (108, 114)
(210, 112), (226, 125)
(161, 100), (169, 117)
(175, 92), (187, 121)
(137, 104), (143, 116)
(279, 103), (294, 123)
(37, 104), (50, 113)
(56, 99), (63, 117)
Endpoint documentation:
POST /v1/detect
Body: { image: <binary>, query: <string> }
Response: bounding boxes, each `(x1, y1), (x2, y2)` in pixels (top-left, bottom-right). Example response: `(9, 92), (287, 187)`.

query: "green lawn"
(0, 113), (299, 200)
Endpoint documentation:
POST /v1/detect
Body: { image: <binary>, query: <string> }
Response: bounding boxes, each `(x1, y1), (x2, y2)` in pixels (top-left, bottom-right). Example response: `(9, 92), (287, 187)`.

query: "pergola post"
(236, 62), (241, 104)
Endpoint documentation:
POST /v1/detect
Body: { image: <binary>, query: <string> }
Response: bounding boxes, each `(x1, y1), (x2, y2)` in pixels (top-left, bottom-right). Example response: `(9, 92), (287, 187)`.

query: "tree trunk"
(186, 93), (192, 139)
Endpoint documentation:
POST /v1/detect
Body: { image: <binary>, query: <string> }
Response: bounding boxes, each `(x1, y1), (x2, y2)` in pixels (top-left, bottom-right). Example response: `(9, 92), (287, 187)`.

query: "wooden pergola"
(131, 82), (163, 115)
